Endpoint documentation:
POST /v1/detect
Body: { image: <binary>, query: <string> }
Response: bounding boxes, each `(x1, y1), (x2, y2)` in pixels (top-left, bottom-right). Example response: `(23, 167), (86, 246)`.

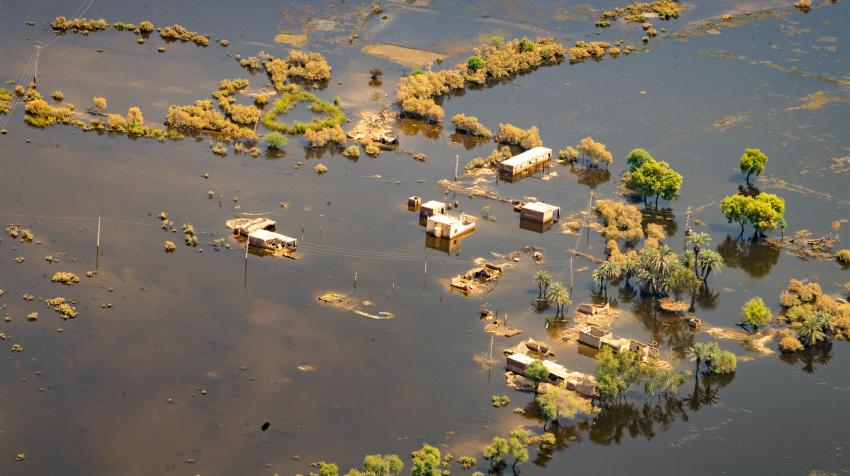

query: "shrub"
(467, 55), (484, 70)
(779, 330), (804, 353)
(265, 131), (287, 150)
(284, 50), (332, 81)
(342, 145), (360, 159)
(594, 199), (644, 244)
(364, 143), (380, 156)
(160, 24), (209, 46)
(458, 456), (476, 469)
(93, 96), (107, 110)
(166, 99), (255, 139)
(254, 94), (269, 107)
(164, 240), (176, 252)
(742, 297), (772, 328)
(559, 146), (578, 162)
(304, 125), (346, 147)
(51, 90), (64, 101)
(708, 350), (736, 374)
(451, 113), (492, 137)
(495, 123), (542, 150)
(138, 20), (154, 33)
(836, 249), (850, 264)
(52, 272), (80, 285)
(260, 90), (345, 134)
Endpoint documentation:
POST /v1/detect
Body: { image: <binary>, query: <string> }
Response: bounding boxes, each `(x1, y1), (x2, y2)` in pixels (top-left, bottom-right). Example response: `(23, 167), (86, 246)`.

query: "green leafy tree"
(483, 437), (508, 470)
(411, 444), (442, 476)
(665, 264), (701, 301)
(357, 454), (403, 476)
(536, 392), (559, 430)
(626, 148), (653, 171)
(518, 38), (535, 52)
(748, 193), (785, 236)
(467, 56), (484, 71)
(592, 260), (622, 292)
(523, 359), (549, 392)
(739, 148), (768, 185)
(741, 297), (772, 329)
(546, 281), (571, 317)
(507, 428), (530, 472)
(687, 342), (719, 374)
(635, 244), (679, 296)
(593, 346), (630, 403)
(533, 270), (552, 299)
(696, 249), (724, 283)
(708, 350), (737, 374)
(720, 194), (751, 234)
(625, 159), (683, 207)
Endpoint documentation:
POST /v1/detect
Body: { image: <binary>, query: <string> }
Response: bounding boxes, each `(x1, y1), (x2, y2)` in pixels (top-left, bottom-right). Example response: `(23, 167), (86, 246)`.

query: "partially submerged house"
(498, 147), (552, 176)
(519, 202), (561, 223)
(227, 217), (276, 236)
(248, 229), (298, 251)
(407, 196), (422, 208)
(420, 200), (446, 217)
(578, 325), (613, 349)
(426, 213), (475, 239)
(505, 353), (596, 397)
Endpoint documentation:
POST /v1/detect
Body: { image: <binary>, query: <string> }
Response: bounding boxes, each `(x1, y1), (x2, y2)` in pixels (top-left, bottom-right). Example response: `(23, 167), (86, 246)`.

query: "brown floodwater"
(1, 0), (850, 474)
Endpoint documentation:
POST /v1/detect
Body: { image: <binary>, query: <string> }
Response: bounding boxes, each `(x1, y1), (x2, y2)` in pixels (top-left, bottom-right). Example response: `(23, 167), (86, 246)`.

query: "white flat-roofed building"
(498, 147), (552, 175)
(425, 213), (476, 239)
(520, 201), (561, 223)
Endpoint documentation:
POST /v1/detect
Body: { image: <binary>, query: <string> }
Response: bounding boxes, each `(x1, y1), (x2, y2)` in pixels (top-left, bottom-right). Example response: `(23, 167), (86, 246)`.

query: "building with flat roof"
(520, 201), (561, 223)
(426, 213), (476, 239)
(420, 200), (446, 217)
(498, 147), (552, 176)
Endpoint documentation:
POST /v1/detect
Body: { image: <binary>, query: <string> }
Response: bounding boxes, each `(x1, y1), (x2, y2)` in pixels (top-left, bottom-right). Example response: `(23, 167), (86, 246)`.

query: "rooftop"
(249, 229), (297, 243)
(521, 201), (560, 213)
(421, 200), (445, 209)
(500, 147), (552, 167)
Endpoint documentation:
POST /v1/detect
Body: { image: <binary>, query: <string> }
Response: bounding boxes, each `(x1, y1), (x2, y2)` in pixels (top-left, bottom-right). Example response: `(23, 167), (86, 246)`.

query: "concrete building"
(420, 200), (446, 217)
(426, 214), (475, 239)
(519, 202), (561, 223)
(505, 353), (597, 397)
(498, 147), (552, 176)
(247, 229), (297, 250)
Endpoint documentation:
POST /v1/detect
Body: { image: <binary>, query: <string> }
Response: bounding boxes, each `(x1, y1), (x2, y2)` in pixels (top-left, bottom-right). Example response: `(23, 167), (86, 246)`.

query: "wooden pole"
(95, 217), (101, 271)
(454, 155), (459, 181)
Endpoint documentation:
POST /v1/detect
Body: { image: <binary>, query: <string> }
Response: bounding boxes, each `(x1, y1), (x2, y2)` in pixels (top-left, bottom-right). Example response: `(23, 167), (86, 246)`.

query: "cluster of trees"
(395, 37), (567, 122)
(536, 383), (592, 430)
(594, 199), (644, 244)
(533, 271), (572, 318)
(483, 428), (534, 473)
(777, 279), (850, 351)
(575, 136), (613, 168)
(305, 125), (347, 147)
(312, 453), (405, 476)
(212, 78), (261, 126)
(495, 123), (543, 150)
(687, 342), (737, 375)
(623, 148), (683, 208)
(594, 347), (691, 404)
(720, 192), (786, 238)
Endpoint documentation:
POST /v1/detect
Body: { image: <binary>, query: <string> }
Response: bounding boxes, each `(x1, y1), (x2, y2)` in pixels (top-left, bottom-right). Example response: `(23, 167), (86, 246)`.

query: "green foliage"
(467, 56), (485, 71)
(626, 148), (653, 171)
(835, 249), (850, 264)
(665, 265), (701, 300)
(709, 350), (737, 374)
(354, 454), (403, 476)
(533, 270), (552, 298)
(537, 392), (559, 427)
(265, 131), (287, 150)
(596, 346), (690, 402)
(411, 444), (442, 476)
(518, 38), (535, 52)
(261, 90), (346, 134)
(410, 69), (423, 76)
(546, 281), (572, 317)
(634, 244), (679, 296)
(523, 359), (549, 390)
(624, 157), (682, 206)
(0, 87), (11, 114)
(491, 395), (510, 407)
(720, 192), (786, 236)
(457, 456), (476, 469)
(688, 342), (736, 374)
(506, 428), (530, 470)
(739, 148), (768, 183)
(491, 36), (505, 48)
(318, 462), (340, 476)
(741, 297), (772, 328)
(483, 437), (508, 469)
(798, 311), (831, 346)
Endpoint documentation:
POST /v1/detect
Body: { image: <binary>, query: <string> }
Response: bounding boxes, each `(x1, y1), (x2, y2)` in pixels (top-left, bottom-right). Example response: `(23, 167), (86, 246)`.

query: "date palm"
(547, 281), (572, 318)
(687, 231), (711, 275)
(798, 312), (831, 346)
(533, 270), (552, 299)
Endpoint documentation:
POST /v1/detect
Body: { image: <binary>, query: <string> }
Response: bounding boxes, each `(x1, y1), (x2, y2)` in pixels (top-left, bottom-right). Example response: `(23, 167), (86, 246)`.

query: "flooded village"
(1, 0), (850, 475)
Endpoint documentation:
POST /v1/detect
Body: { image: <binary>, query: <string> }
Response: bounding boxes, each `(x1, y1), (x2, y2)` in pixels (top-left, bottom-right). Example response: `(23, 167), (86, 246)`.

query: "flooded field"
(1, 0), (849, 474)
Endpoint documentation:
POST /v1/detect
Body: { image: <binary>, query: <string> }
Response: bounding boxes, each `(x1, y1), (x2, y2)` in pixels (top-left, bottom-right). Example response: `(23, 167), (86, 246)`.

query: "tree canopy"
(624, 157), (683, 207)
(739, 148), (768, 184)
(720, 192), (786, 237)
(741, 297), (772, 329)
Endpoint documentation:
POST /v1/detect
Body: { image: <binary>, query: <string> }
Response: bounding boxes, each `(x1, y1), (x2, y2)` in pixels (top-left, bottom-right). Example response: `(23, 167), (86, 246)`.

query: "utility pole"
(454, 155), (459, 181)
(95, 217), (101, 271)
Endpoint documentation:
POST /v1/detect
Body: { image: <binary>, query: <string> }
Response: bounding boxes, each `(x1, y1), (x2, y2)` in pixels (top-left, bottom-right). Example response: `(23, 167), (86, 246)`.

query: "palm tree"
(687, 232), (711, 275)
(593, 260), (623, 295)
(637, 245), (678, 296)
(798, 312), (831, 346)
(687, 342), (719, 374)
(698, 250), (724, 283)
(533, 270), (552, 300)
(547, 281), (572, 318)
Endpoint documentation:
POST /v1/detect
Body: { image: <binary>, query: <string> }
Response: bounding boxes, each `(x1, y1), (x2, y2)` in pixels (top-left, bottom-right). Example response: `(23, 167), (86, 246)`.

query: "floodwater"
(1, 0), (849, 474)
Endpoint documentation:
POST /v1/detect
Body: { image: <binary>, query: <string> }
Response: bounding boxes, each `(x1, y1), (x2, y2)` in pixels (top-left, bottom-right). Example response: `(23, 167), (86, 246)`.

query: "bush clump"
(778, 329), (804, 353)
(23, 88), (79, 128)
(138, 21), (154, 33)
(164, 240), (176, 252)
(52, 271), (80, 285)
(601, 0), (682, 23)
(451, 113), (492, 138)
(835, 249), (850, 264)
(166, 99), (255, 139)
(265, 131), (287, 150)
(0, 87), (11, 114)
(50, 16), (109, 32)
(491, 395), (510, 407)
(160, 24), (209, 46)
(495, 123), (542, 150)
(212, 78), (260, 126)
(594, 199), (644, 244)
(342, 145), (360, 159)
(51, 90), (64, 101)
(304, 125), (346, 147)
(779, 279), (850, 342)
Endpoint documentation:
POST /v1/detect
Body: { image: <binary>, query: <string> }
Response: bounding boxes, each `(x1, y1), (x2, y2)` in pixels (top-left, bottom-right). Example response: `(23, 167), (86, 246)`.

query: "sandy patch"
(362, 43), (446, 68)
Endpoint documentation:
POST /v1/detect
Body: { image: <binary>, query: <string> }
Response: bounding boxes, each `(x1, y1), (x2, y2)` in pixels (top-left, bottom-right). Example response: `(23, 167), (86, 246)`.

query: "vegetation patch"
(779, 279), (850, 344)
(260, 90), (345, 134)
(600, 0), (682, 23)
(451, 113), (492, 138)
(160, 24), (210, 46)
(46, 297), (78, 319)
(166, 99), (255, 139)
(594, 199), (644, 244)
(0, 87), (10, 114)
(51, 272), (80, 285)
(495, 123), (542, 150)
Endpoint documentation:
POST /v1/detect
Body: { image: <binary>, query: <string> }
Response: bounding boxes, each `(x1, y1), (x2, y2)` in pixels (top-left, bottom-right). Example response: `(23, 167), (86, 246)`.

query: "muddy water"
(1, 0), (849, 474)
